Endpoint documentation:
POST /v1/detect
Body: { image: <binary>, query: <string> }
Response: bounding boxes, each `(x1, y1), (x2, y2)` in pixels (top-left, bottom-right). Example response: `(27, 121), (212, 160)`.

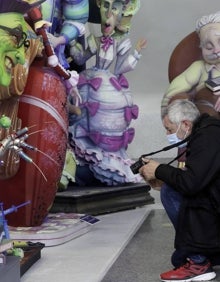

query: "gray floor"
(102, 209), (220, 282)
(102, 209), (175, 282)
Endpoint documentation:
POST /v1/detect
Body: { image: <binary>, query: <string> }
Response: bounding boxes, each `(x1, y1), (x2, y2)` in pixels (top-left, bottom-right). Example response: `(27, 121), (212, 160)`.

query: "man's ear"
(96, 0), (101, 8)
(182, 120), (192, 131)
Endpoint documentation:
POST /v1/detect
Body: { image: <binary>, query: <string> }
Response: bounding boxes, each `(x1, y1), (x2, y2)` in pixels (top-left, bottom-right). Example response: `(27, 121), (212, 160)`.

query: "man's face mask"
(166, 123), (188, 148)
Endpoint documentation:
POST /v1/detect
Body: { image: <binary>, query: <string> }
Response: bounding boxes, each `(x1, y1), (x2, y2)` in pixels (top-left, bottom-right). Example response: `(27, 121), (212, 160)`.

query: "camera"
(130, 158), (148, 174)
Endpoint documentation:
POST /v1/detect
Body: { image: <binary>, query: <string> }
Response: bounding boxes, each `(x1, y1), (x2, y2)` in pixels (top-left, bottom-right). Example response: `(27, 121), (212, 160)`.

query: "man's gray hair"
(196, 11), (220, 34)
(163, 99), (200, 124)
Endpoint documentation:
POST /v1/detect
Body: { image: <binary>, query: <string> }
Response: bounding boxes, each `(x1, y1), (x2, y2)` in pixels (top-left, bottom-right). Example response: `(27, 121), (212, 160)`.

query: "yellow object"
(58, 149), (77, 190)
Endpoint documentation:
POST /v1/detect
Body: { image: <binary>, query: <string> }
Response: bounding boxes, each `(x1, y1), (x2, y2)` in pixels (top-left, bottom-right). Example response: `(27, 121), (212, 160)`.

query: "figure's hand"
(139, 158), (160, 181)
(67, 100), (81, 116)
(34, 20), (52, 30)
(65, 70), (82, 106)
(47, 33), (66, 48)
(67, 70), (79, 88)
(135, 38), (147, 53)
(47, 54), (59, 67)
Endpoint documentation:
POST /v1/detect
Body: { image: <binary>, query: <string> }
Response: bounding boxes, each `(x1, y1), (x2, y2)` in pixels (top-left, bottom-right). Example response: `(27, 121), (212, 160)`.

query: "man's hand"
(148, 179), (164, 191)
(139, 158), (160, 181)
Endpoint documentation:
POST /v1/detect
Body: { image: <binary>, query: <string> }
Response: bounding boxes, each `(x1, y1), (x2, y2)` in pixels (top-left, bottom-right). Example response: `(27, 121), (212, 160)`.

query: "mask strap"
(175, 123), (181, 134)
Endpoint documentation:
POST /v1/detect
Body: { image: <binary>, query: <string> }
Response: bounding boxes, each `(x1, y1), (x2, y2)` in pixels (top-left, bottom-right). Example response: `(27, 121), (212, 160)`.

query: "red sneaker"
(160, 258), (216, 282)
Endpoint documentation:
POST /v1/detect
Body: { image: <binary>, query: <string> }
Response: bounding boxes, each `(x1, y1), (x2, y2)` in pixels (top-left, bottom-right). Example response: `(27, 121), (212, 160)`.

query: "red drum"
(0, 64), (68, 226)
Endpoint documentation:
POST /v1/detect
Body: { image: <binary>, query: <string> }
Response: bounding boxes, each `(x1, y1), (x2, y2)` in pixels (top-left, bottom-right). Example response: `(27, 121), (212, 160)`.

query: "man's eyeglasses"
(0, 25), (30, 49)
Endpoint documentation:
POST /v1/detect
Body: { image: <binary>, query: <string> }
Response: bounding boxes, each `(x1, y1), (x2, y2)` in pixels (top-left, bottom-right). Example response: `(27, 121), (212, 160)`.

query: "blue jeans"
(160, 183), (182, 230)
(160, 183), (207, 267)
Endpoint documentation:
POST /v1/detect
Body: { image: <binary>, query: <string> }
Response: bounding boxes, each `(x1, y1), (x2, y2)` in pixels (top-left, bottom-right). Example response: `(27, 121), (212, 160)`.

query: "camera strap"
(140, 135), (190, 159)
(167, 148), (187, 165)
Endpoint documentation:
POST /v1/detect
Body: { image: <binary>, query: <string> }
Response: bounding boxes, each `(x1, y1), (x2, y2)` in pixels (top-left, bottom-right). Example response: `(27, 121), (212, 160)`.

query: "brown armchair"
(168, 31), (202, 82)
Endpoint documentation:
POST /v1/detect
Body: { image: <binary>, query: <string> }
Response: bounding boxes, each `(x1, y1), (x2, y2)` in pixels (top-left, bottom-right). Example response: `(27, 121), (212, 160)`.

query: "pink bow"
(124, 105), (139, 122)
(90, 128), (135, 151)
(75, 125), (135, 151)
(82, 101), (100, 116)
(100, 36), (114, 52)
(118, 74), (129, 88)
(78, 75), (102, 91)
(122, 128), (135, 148)
(109, 74), (129, 91)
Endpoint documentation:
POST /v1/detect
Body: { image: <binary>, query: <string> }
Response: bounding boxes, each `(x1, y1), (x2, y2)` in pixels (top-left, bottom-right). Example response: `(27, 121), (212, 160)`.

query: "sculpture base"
(9, 213), (95, 247)
(50, 182), (154, 215)
(0, 243), (44, 280)
(20, 243), (44, 276)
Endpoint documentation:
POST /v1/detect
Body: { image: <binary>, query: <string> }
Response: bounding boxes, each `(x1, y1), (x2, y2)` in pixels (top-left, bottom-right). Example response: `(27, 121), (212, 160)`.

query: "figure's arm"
(69, 34), (97, 66)
(27, 7), (82, 105)
(47, 22), (86, 49)
(161, 61), (205, 112)
(114, 37), (147, 75)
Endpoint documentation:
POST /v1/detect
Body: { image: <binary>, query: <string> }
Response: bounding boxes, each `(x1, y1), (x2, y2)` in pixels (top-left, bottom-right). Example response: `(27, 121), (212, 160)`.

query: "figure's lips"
(104, 23), (112, 34)
(5, 56), (14, 73)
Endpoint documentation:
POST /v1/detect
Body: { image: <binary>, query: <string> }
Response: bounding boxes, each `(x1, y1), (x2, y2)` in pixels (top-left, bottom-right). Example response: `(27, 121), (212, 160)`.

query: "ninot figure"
(0, 0), (46, 179)
(161, 11), (220, 118)
(39, 0), (89, 69)
(69, 0), (147, 186)
(0, 0), (78, 226)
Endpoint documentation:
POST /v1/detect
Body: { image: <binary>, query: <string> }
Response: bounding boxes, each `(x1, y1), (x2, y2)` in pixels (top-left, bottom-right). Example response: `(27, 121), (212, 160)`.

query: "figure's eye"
(206, 44), (213, 50)
(10, 35), (18, 46)
(0, 25), (29, 49)
(103, 2), (109, 9)
(112, 2), (121, 12)
(202, 41), (214, 51)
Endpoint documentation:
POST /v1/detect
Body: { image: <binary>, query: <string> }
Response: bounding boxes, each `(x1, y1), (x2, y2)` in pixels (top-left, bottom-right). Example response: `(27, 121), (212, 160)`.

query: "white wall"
(89, 1), (220, 159)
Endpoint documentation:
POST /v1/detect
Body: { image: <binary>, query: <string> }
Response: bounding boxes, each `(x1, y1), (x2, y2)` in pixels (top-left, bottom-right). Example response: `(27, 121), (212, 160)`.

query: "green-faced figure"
(0, 13), (28, 87)
(0, 0), (46, 87)
(97, 0), (125, 37)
